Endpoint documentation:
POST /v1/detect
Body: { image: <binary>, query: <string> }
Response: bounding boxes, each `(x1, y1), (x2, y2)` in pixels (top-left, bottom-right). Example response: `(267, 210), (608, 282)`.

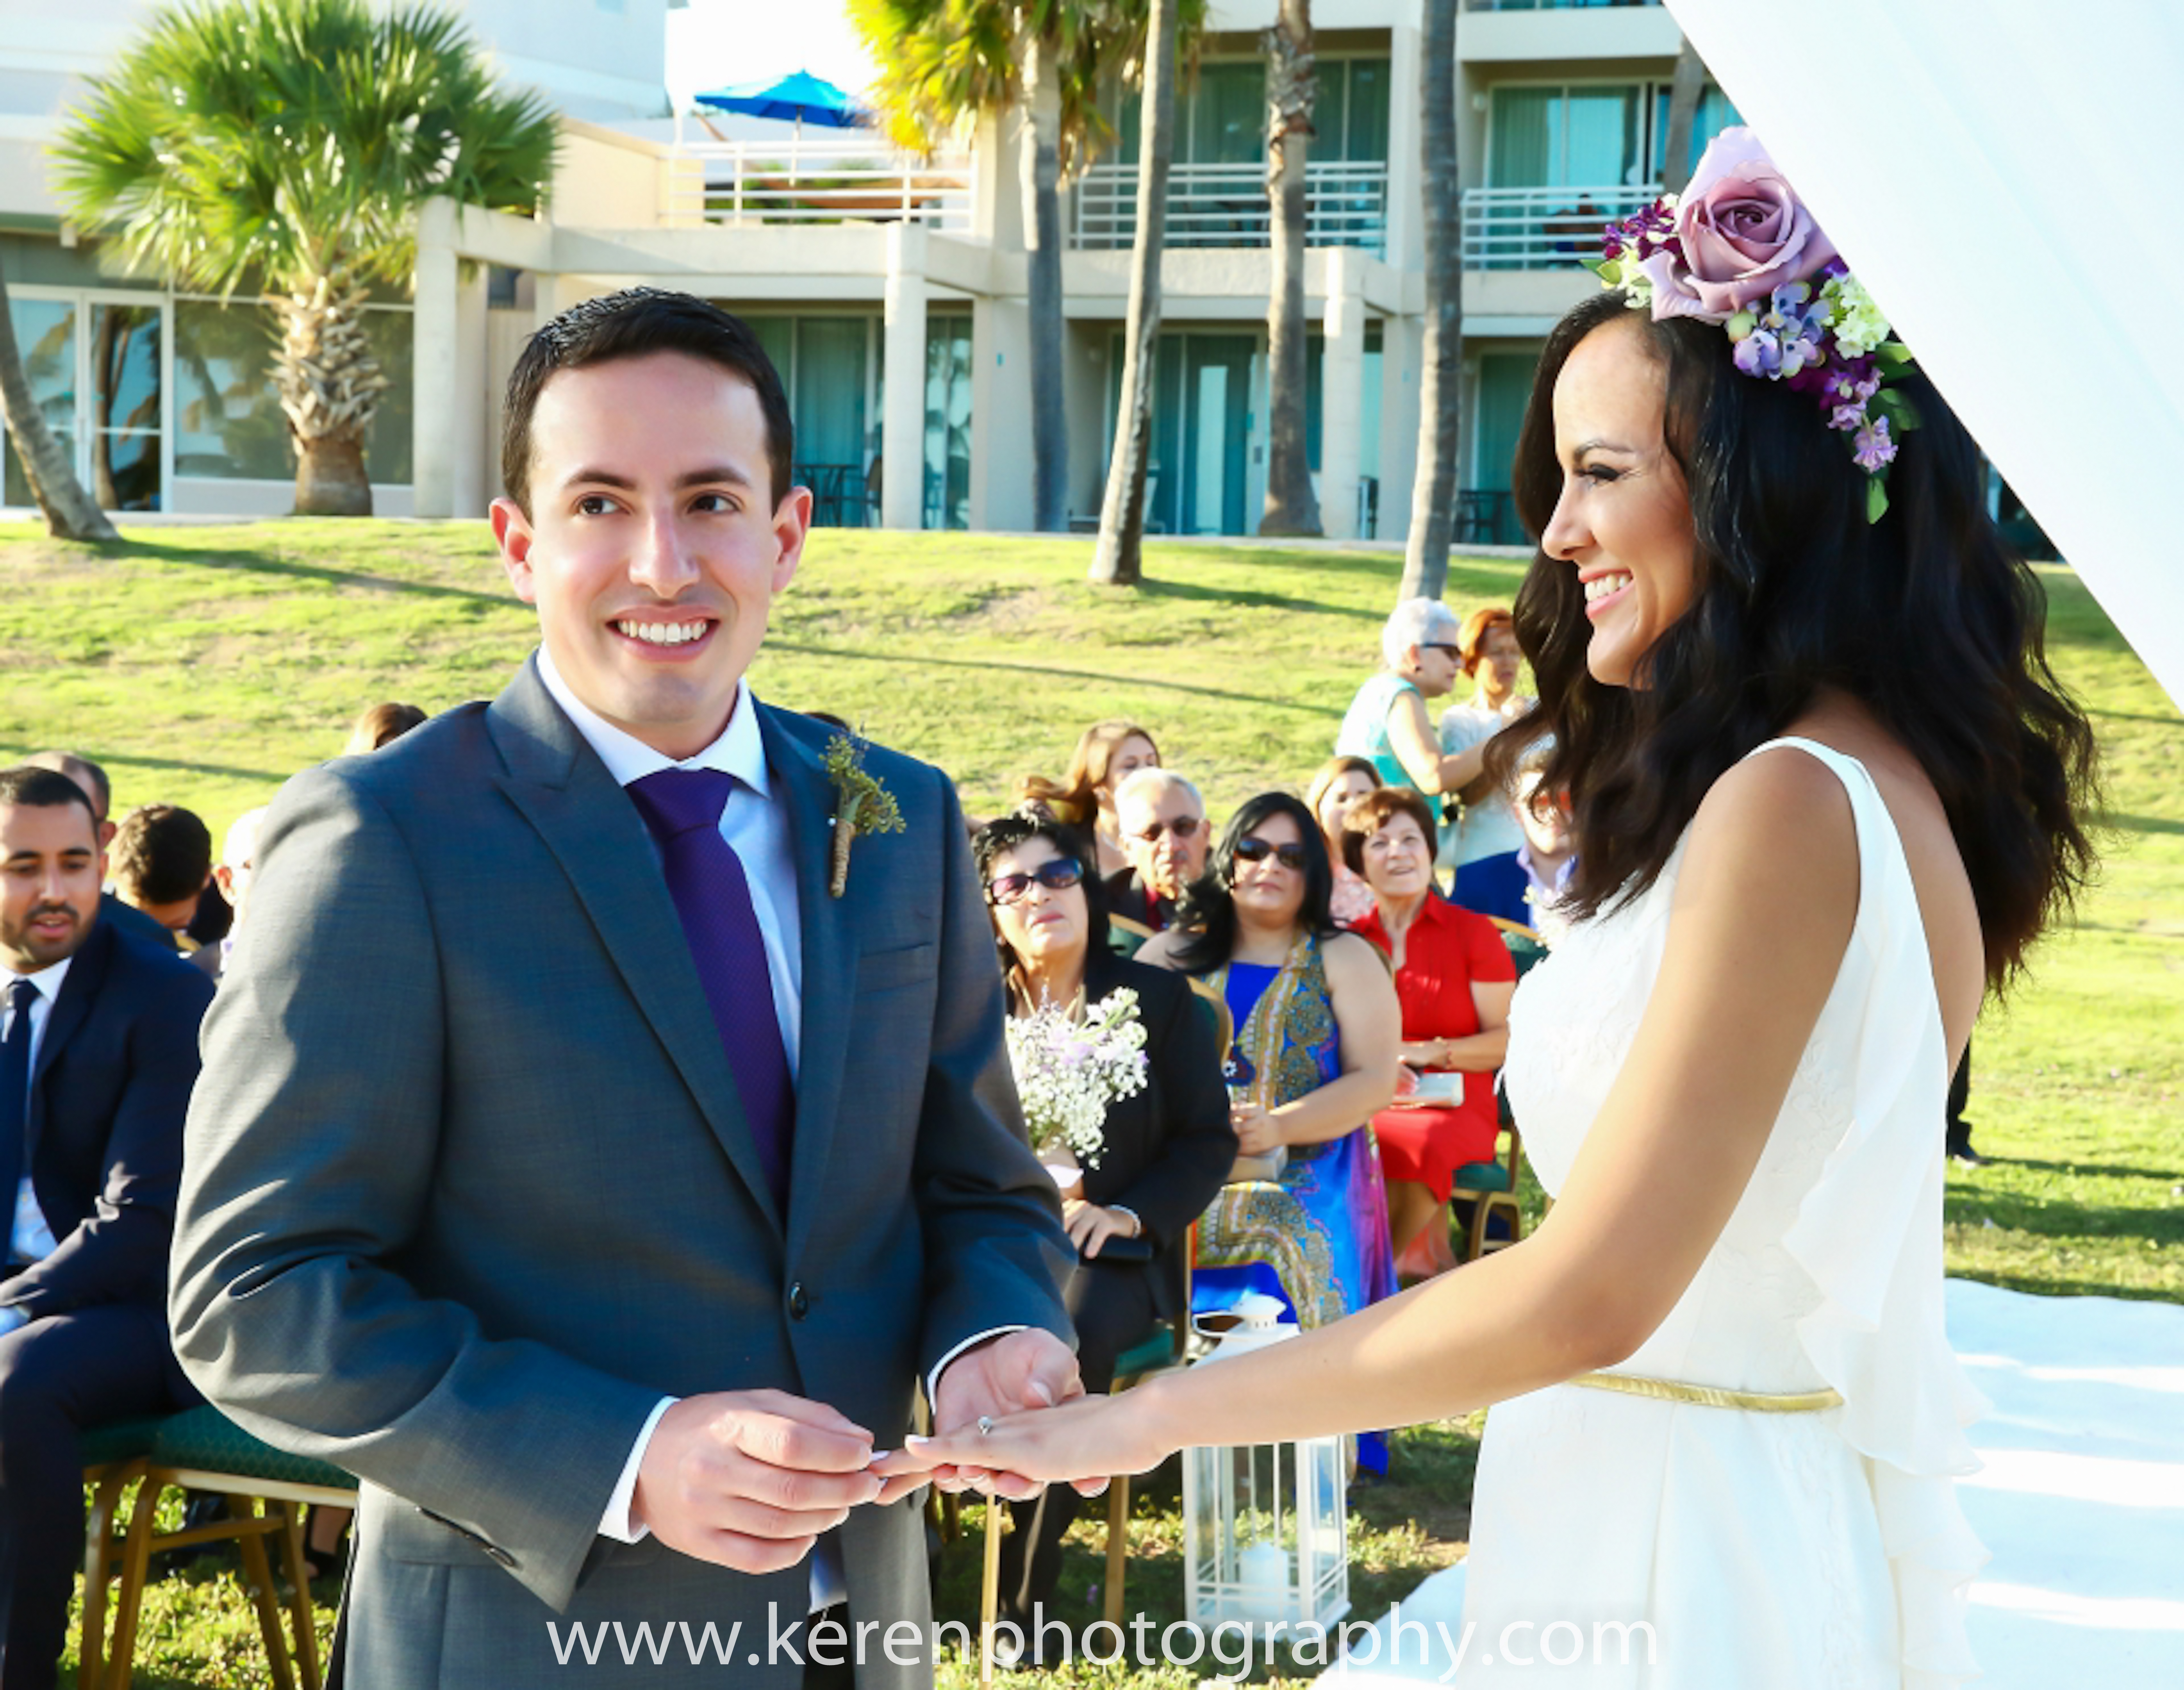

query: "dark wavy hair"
(1488, 290), (2097, 990)
(1168, 793), (1339, 975)
(971, 806), (1110, 1001)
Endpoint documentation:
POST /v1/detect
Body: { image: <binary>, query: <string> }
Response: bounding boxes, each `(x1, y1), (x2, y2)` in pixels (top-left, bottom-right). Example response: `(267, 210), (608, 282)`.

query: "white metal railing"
(673, 138), (975, 232)
(1071, 159), (1389, 255)
(1463, 1), (1661, 12)
(1461, 182), (1661, 270)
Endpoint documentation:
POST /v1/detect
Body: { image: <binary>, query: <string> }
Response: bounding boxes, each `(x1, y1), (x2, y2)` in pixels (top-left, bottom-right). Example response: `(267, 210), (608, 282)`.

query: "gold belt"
(1570, 1371), (1843, 1413)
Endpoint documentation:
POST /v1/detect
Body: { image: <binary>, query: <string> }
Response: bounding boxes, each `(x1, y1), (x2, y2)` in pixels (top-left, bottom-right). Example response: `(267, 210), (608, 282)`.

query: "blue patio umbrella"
(694, 70), (869, 134)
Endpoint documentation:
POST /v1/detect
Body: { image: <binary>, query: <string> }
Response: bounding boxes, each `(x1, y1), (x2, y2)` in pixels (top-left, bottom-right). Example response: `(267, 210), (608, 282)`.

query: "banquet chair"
(1447, 919), (1548, 1260)
(80, 1406), (355, 1690)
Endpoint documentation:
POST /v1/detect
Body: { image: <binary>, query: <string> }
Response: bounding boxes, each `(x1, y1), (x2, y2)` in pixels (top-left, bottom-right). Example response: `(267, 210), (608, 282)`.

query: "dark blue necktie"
(0, 979), (36, 1245)
(627, 769), (794, 1209)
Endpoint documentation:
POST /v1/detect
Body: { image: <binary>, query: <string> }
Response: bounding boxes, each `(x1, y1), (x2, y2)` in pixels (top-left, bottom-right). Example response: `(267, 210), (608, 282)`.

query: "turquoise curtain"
(1193, 63), (1265, 165)
(1472, 352), (1538, 499)
(1565, 85), (1643, 185)
(1651, 83), (1746, 180)
(1341, 58), (1391, 163)
(922, 314), (971, 531)
(792, 317), (868, 470)
(1489, 87), (1556, 187)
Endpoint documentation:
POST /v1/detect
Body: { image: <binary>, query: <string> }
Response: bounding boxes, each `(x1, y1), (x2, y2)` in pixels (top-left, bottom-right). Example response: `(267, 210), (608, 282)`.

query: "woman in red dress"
(1344, 786), (1517, 1275)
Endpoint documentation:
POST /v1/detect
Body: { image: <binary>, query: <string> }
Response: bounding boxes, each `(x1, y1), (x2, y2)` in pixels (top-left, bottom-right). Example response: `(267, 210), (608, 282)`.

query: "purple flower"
(1734, 327), (1782, 377)
(1852, 417), (1896, 472)
(1831, 400), (1870, 432)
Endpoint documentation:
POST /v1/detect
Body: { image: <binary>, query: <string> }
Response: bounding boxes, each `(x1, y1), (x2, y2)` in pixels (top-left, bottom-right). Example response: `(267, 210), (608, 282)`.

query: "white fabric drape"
(1664, 0), (2184, 709)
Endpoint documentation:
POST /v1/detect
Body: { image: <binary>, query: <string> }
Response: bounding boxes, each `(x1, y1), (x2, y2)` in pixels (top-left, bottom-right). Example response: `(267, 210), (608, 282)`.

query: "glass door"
(1, 292), (165, 512)
(1, 298), (76, 511)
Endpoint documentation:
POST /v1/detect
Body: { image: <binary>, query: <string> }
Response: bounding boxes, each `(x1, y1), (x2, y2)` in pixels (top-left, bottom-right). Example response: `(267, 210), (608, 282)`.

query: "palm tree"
(855, 0), (1100, 534)
(0, 250), (117, 540)
(1661, 36), (1709, 195)
(1399, 0), (1461, 601)
(1259, 0), (1322, 537)
(50, 0), (557, 517)
(1090, 0), (1180, 587)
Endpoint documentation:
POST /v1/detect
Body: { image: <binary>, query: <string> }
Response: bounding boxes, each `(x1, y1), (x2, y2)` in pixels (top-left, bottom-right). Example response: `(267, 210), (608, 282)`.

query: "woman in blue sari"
(1138, 793), (1403, 1461)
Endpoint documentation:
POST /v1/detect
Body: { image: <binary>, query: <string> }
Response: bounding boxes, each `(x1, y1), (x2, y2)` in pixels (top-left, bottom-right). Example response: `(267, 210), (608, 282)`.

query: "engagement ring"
(976, 1416), (995, 1436)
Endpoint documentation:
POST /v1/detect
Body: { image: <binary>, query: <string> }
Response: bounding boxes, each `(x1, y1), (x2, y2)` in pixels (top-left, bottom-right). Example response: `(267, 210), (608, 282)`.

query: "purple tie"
(628, 768), (793, 1209)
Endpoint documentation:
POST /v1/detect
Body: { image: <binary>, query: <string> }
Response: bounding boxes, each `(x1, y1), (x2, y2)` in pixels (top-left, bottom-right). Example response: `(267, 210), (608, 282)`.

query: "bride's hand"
(872, 1388), (1171, 1494)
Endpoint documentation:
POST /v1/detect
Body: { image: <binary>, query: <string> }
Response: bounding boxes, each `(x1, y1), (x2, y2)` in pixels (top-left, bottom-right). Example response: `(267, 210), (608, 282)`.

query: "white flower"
(1004, 988), (1149, 1169)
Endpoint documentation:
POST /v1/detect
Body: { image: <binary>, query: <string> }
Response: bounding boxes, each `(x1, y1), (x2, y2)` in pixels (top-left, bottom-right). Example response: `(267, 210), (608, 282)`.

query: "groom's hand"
(903, 1328), (1093, 1503)
(632, 1389), (885, 1572)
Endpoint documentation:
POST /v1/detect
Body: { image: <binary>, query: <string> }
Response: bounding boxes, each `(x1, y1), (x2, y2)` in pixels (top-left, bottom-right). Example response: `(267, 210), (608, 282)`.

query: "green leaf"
(1867, 477), (1889, 524)
(1877, 341), (1915, 365)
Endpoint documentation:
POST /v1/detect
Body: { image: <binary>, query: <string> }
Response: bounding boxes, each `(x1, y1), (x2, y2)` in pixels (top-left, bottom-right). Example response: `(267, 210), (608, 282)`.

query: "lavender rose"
(1636, 127), (1839, 324)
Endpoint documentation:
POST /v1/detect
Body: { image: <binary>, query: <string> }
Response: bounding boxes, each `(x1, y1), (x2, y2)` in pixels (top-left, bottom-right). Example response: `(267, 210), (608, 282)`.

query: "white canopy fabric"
(1661, 0), (2184, 709)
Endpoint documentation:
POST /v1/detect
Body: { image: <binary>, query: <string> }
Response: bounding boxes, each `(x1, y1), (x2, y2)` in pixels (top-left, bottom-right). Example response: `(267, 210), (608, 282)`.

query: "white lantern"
(1183, 1293), (1349, 1631)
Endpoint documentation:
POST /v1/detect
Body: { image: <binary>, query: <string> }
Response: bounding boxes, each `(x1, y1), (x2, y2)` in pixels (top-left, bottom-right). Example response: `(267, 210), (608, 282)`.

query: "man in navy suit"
(0, 765), (214, 1690)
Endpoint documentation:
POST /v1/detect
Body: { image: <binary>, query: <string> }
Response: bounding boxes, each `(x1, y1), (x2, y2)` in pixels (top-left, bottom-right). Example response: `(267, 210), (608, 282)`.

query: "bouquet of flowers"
(1005, 988), (1149, 1170)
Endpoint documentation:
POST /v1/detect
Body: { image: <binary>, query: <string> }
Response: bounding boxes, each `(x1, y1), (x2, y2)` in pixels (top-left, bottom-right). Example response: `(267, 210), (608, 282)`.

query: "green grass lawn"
(9, 517), (2178, 1688)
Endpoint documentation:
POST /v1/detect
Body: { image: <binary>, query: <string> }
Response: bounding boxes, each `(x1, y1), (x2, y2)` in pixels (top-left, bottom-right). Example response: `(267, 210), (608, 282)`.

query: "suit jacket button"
(788, 1282), (810, 1321)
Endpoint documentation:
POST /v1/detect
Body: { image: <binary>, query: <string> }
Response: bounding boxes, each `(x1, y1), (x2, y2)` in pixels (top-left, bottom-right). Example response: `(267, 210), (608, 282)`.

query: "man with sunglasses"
(1104, 769), (1208, 952)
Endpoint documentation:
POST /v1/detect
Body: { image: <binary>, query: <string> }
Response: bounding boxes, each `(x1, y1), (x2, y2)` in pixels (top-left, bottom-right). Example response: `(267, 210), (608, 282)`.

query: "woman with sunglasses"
(971, 808), (1233, 1649)
(1137, 794), (1403, 1460)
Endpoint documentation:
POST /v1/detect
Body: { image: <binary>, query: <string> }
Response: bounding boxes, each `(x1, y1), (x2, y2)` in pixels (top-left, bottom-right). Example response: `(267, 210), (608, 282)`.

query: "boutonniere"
(823, 732), (904, 898)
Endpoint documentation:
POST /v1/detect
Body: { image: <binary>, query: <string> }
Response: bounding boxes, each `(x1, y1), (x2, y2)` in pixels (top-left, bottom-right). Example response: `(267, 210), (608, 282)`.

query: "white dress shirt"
(0, 956), (71, 1337)
(538, 651), (1014, 1597)
(537, 651), (843, 1600)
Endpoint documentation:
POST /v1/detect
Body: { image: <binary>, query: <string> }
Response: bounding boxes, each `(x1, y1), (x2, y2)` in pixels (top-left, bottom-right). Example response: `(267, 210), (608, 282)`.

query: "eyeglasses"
(985, 857), (1084, 905)
(1421, 643), (1460, 658)
(1131, 815), (1203, 843)
(1233, 837), (1309, 870)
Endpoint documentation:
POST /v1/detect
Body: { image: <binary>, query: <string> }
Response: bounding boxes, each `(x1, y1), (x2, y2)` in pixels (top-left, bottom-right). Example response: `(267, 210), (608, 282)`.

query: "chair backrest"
(1488, 914), (1550, 978)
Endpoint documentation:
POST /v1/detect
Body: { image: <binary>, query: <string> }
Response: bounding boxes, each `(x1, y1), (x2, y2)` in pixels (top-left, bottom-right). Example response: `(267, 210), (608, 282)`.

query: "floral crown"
(1588, 128), (1917, 522)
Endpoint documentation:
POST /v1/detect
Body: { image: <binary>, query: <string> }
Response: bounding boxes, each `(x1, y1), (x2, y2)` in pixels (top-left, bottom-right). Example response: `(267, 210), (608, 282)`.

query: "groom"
(171, 289), (1077, 1687)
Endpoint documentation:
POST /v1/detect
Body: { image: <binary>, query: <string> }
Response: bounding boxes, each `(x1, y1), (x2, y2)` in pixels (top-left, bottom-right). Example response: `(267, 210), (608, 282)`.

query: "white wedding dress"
(1466, 739), (1988, 1688)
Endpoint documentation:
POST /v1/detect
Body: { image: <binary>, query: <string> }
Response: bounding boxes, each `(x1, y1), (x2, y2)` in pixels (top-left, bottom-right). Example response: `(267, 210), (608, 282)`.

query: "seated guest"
(1334, 600), (1482, 853)
(1018, 720), (1161, 880)
(21, 751), (170, 953)
(973, 809), (1231, 1651)
(1103, 767), (1208, 950)
(1437, 605), (1536, 923)
(106, 804), (214, 945)
(1512, 768), (1578, 947)
(343, 700), (428, 755)
(0, 767), (214, 1688)
(1304, 755), (1379, 926)
(192, 807), (268, 984)
(1139, 795), (1401, 1461)
(1344, 787), (1517, 1281)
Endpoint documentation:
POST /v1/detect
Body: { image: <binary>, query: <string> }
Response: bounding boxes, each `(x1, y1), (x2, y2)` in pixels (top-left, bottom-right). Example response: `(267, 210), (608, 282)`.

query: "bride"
(891, 132), (2096, 1687)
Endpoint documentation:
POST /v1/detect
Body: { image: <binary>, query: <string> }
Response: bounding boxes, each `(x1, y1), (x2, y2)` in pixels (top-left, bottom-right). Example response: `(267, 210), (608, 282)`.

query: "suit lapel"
(758, 706), (857, 1264)
(27, 919), (110, 1152)
(487, 660), (783, 1239)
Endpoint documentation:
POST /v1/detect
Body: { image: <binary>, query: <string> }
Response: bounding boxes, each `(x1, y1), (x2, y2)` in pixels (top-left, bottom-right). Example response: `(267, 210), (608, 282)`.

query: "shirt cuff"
(599, 1396), (678, 1543)
(927, 1326), (1027, 1409)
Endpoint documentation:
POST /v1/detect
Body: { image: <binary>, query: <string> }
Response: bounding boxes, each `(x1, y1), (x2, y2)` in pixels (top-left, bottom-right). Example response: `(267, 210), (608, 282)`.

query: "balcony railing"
(673, 138), (975, 232)
(1071, 159), (1390, 255)
(1463, 1), (1660, 11)
(1461, 182), (1660, 271)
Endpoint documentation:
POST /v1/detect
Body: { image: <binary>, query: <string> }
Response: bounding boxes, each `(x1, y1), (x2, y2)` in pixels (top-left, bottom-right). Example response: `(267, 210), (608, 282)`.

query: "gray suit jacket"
(171, 659), (1073, 1686)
